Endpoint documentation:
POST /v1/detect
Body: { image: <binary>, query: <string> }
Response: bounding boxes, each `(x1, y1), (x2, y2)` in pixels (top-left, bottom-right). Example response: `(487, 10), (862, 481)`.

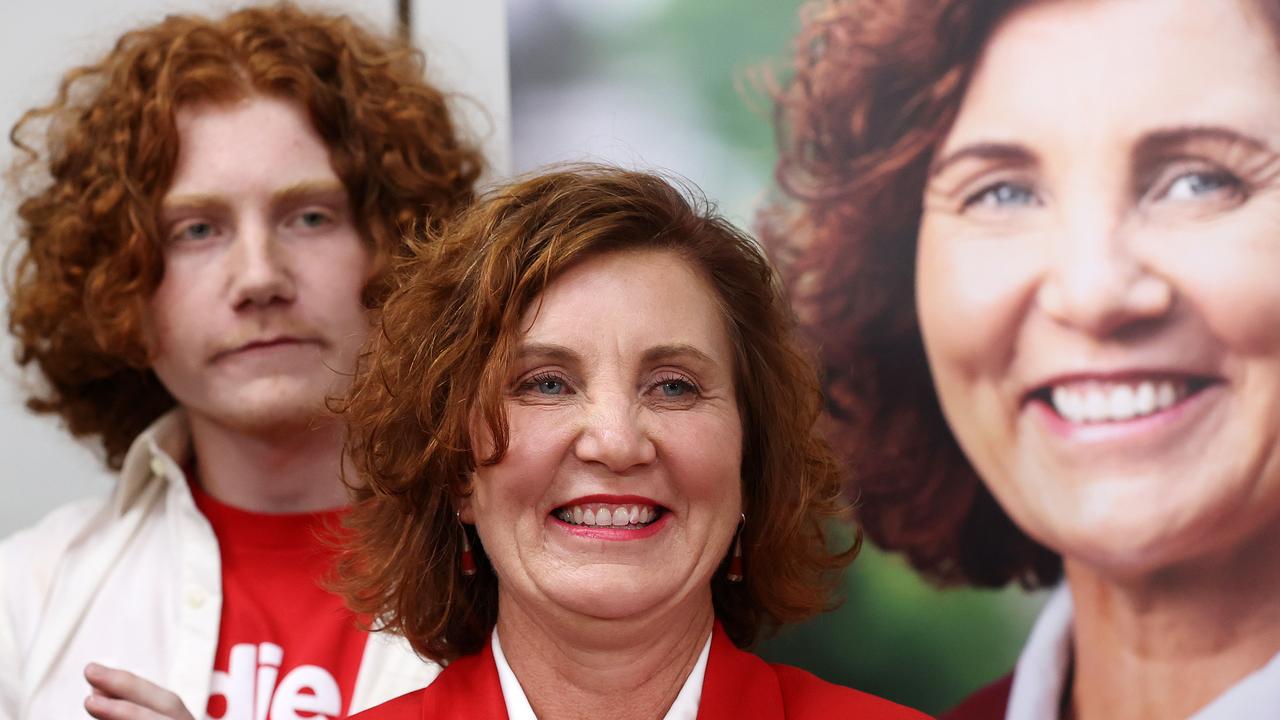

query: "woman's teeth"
(1050, 379), (1187, 424)
(555, 504), (658, 527)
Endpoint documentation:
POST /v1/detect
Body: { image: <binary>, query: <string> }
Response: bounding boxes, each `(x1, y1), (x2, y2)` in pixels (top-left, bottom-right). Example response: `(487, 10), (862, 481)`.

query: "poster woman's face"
(917, 0), (1280, 578)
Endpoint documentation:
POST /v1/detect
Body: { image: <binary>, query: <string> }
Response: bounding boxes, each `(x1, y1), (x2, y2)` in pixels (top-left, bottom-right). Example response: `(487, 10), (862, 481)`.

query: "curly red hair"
(6, 2), (481, 468)
(764, 0), (1064, 588)
(338, 165), (857, 662)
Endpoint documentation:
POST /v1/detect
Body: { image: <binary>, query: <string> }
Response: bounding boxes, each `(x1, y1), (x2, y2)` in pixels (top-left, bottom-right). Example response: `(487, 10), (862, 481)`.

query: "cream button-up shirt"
(0, 411), (437, 720)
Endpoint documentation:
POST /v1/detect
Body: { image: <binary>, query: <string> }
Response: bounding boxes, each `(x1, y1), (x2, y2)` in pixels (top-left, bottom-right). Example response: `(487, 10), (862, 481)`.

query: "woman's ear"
(457, 482), (477, 524)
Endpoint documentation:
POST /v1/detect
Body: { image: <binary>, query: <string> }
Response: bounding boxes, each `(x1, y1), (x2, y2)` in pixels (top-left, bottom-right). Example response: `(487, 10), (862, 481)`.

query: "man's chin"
(186, 394), (337, 437)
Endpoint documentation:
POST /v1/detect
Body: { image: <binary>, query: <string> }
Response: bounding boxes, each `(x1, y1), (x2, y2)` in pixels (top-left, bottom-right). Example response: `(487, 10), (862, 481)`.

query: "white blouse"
(1007, 585), (1280, 719)
(492, 629), (713, 720)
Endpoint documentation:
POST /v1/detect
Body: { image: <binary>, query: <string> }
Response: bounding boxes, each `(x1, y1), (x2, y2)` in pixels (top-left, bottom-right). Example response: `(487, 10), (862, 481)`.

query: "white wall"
(0, 0), (509, 536)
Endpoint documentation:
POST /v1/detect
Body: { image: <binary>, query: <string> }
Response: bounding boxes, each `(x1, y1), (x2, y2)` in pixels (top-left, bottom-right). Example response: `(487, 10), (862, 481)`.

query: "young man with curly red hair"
(0, 5), (481, 719)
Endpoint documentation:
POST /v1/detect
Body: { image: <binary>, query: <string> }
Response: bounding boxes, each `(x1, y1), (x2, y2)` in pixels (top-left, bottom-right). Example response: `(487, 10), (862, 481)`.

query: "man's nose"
(227, 221), (296, 311)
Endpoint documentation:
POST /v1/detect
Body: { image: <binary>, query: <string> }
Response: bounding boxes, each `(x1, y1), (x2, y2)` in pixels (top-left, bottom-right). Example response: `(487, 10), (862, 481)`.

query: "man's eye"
(294, 210), (334, 229)
(963, 181), (1038, 210)
(172, 221), (217, 242)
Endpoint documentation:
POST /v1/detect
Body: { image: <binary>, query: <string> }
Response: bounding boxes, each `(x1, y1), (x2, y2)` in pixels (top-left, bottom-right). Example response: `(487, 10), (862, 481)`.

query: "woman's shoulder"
(701, 625), (931, 719)
(348, 688), (425, 719)
(349, 643), (507, 719)
(770, 663), (934, 719)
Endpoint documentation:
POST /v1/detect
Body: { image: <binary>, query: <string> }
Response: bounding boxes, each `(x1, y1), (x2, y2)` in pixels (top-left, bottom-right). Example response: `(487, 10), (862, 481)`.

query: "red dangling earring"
(458, 512), (477, 577)
(727, 513), (745, 583)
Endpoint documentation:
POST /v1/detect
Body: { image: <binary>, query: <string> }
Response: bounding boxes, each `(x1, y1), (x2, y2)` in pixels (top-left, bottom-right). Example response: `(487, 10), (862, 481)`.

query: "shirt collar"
(491, 627), (713, 720)
(1006, 583), (1280, 720)
(1005, 584), (1073, 720)
(113, 408), (192, 516)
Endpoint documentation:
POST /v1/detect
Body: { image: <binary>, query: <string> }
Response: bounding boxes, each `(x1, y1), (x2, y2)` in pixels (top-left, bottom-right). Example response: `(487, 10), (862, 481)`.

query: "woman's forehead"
(944, 0), (1280, 157)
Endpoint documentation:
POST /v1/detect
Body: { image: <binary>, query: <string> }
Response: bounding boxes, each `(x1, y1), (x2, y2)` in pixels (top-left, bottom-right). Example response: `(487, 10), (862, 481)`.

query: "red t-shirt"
(192, 480), (368, 720)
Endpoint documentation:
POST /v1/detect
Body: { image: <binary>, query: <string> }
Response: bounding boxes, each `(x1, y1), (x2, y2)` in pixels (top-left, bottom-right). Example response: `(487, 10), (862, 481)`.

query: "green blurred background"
(508, 0), (1047, 713)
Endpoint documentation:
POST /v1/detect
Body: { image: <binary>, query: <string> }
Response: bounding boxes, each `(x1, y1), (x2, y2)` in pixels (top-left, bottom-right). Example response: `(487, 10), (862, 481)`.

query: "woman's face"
(917, 0), (1280, 578)
(463, 248), (743, 623)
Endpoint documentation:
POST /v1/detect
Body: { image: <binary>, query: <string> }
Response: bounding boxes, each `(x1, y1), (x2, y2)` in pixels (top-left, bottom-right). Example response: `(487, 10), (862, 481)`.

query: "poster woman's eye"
(963, 181), (1039, 211)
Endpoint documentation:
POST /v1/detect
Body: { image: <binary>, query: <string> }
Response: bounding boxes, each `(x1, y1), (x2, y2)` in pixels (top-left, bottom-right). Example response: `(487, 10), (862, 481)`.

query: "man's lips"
(212, 336), (323, 361)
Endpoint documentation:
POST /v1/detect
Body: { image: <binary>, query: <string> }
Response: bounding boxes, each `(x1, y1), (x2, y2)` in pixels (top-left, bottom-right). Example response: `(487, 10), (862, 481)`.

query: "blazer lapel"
(420, 640), (510, 719)
(696, 624), (785, 720)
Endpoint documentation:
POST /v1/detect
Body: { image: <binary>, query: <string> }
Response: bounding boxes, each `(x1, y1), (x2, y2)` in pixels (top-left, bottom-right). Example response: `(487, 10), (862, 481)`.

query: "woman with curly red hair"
(1, 4), (480, 719)
(337, 165), (926, 719)
(770, 0), (1280, 718)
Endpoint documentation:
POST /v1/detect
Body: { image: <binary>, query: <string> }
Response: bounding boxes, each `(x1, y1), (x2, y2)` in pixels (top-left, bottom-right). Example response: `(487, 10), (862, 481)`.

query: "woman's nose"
(1036, 220), (1174, 337)
(573, 392), (657, 473)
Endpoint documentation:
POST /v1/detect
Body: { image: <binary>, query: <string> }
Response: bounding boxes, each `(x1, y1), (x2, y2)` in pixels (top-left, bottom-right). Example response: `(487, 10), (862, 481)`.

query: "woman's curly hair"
(338, 164), (858, 662)
(763, 0), (1063, 589)
(6, 2), (482, 468)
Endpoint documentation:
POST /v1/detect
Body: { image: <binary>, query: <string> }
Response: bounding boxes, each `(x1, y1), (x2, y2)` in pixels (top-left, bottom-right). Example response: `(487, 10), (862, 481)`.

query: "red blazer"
(941, 674), (1012, 720)
(351, 622), (931, 719)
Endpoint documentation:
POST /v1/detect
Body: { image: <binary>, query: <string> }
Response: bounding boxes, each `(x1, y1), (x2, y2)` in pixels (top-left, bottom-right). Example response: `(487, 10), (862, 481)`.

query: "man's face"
(148, 94), (372, 435)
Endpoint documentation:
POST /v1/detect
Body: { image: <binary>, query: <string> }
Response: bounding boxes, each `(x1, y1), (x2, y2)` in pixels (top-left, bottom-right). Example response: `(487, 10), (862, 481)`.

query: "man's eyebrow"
(272, 180), (348, 205)
(641, 343), (715, 366)
(160, 193), (224, 213)
(1133, 125), (1275, 159)
(159, 180), (347, 212)
(929, 142), (1038, 178)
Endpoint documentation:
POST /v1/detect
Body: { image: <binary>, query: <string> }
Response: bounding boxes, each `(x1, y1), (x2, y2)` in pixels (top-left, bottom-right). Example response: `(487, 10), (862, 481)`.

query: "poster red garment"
(192, 480), (368, 720)
(349, 622), (931, 719)
(941, 674), (1013, 720)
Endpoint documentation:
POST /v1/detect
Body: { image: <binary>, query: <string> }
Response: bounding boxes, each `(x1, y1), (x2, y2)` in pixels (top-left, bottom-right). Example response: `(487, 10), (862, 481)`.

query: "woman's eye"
(963, 181), (1038, 210)
(650, 376), (698, 399)
(1160, 170), (1241, 202)
(519, 373), (573, 397)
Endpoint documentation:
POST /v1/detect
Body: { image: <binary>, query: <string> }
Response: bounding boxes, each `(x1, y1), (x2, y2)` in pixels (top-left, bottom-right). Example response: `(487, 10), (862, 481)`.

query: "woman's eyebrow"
(642, 343), (715, 366)
(929, 142), (1038, 178)
(514, 342), (579, 365)
(1132, 124), (1276, 159)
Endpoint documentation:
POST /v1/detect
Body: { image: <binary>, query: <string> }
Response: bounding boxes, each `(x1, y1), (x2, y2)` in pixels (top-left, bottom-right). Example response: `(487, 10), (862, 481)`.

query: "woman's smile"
(550, 494), (671, 540)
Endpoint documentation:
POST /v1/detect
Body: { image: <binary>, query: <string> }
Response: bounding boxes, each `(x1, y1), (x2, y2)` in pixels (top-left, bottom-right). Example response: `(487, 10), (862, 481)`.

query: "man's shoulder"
(1, 493), (113, 566)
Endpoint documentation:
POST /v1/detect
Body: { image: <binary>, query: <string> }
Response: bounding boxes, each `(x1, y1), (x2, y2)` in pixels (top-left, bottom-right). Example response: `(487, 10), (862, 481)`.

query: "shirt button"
(150, 457), (167, 479)
(184, 584), (208, 609)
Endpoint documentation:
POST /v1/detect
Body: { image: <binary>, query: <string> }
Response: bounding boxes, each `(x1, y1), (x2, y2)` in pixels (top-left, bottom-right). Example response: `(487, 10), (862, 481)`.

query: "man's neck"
(187, 412), (350, 513)
(496, 591), (715, 720)
(1065, 526), (1280, 720)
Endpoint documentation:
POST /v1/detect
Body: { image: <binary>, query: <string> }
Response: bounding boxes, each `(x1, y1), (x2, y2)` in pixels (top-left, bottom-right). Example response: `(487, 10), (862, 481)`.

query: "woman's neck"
(495, 592), (716, 720)
(1065, 524), (1280, 720)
